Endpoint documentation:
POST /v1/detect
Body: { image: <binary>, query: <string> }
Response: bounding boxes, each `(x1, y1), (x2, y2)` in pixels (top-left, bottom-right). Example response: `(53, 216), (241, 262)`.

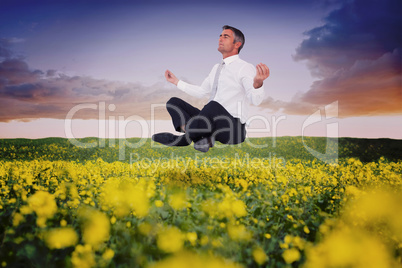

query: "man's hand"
(253, 63), (270, 89)
(165, 70), (179, 86)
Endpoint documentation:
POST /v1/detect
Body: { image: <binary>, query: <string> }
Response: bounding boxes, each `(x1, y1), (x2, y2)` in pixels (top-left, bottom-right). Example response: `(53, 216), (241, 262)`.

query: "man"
(152, 25), (270, 152)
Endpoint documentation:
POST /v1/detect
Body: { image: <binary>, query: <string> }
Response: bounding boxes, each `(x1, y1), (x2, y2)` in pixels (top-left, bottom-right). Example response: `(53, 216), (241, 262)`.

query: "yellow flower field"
(0, 137), (401, 267)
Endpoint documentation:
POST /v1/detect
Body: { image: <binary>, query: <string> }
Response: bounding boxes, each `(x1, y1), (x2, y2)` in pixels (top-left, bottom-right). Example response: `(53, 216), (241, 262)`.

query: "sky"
(0, 0), (401, 140)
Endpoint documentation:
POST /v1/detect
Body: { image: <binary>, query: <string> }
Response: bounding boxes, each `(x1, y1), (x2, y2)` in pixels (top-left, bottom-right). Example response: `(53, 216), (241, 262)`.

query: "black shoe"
(152, 132), (190, 147)
(194, 137), (214, 152)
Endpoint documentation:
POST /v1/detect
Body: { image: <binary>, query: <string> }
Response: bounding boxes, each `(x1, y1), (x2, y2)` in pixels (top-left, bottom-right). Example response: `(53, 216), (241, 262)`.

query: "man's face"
(218, 29), (240, 55)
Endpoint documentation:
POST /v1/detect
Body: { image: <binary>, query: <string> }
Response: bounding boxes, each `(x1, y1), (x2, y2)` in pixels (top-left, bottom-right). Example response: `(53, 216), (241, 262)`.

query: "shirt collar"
(222, 54), (239, 65)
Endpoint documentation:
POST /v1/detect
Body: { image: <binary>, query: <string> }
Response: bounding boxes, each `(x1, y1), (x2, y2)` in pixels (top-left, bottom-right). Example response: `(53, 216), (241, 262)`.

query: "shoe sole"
(194, 138), (211, 153)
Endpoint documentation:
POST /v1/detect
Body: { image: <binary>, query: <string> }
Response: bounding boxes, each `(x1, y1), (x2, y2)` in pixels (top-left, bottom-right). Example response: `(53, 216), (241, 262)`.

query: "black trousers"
(166, 97), (246, 144)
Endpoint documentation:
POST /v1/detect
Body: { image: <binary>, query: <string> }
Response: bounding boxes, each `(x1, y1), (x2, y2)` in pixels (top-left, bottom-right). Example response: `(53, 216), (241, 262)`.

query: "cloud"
(0, 58), (203, 122)
(262, 0), (402, 117)
(0, 38), (25, 59)
(0, 39), (15, 59)
(295, 0), (401, 74)
(299, 49), (401, 116)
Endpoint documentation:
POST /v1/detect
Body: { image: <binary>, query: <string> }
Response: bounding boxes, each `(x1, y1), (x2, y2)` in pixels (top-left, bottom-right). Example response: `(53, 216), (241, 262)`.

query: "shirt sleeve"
(239, 63), (265, 106)
(176, 79), (209, 99)
(176, 64), (218, 99)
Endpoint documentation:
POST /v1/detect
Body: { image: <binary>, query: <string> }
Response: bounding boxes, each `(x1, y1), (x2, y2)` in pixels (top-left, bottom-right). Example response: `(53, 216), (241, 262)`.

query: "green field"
(0, 137), (401, 267)
(1, 136), (401, 163)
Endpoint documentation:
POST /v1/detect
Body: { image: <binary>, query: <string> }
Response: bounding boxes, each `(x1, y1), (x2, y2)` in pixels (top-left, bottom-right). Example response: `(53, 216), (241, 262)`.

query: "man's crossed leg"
(152, 97), (246, 153)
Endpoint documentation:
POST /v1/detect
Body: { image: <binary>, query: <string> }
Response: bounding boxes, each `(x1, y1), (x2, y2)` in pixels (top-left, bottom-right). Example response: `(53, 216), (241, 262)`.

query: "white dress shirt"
(177, 55), (265, 124)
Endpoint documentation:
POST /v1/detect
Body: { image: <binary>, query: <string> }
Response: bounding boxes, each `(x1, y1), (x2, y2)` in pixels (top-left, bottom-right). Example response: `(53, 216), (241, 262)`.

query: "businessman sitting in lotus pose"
(152, 25), (270, 152)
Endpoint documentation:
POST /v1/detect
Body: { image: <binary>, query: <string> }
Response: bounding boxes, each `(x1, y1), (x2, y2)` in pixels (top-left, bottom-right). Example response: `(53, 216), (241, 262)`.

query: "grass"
(0, 136), (401, 163)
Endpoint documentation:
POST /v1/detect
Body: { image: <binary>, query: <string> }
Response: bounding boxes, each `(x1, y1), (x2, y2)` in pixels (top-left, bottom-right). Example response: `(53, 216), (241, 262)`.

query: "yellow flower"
(231, 199), (247, 217)
(100, 178), (150, 218)
(202, 196), (247, 219)
(78, 207), (110, 248)
(168, 191), (188, 211)
(345, 185), (363, 199)
(344, 189), (402, 241)
(155, 200), (164, 208)
(292, 236), (305, 250)
(252, 246), (268, 265)
(211, 238), (223, 248)
(157, 226), (184, 253)
(186, 232), (198, 246)
(149, 251), (243, 268)
(71, 244), (95, 268)
(200, 236), (209, 246)
(284, 235), (292, 244)
(12, 213), (24, 227)
(304, 227), (395, 268)
(227, 224), (252, 242)
(27, 191), (58, 227)
(305, 189), (402, 268)
(102, 248), (115, 260)
(126, 186), (150, 218)
(282, 248), (300, 264)
(44, 227), (78, 249)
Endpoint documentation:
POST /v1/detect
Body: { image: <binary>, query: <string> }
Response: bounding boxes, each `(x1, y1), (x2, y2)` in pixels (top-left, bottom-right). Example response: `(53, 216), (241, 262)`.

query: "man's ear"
(235, 42), (242, 49)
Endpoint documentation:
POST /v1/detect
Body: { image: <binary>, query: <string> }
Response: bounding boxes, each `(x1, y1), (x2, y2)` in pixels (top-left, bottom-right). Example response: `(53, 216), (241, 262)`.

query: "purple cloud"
(262, 0), (402, 117)
(0, 57), (201, 122)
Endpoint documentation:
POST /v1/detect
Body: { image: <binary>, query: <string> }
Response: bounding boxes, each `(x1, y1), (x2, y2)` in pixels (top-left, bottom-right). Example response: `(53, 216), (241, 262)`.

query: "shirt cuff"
(253, 84), (265, 98)
(254, 84), (264, 93)
(251, 84), (265, 105)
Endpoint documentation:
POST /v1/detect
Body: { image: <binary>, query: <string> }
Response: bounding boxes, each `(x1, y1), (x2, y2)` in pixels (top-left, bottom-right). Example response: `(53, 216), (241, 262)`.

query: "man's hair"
(222, 25), (245, 53)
